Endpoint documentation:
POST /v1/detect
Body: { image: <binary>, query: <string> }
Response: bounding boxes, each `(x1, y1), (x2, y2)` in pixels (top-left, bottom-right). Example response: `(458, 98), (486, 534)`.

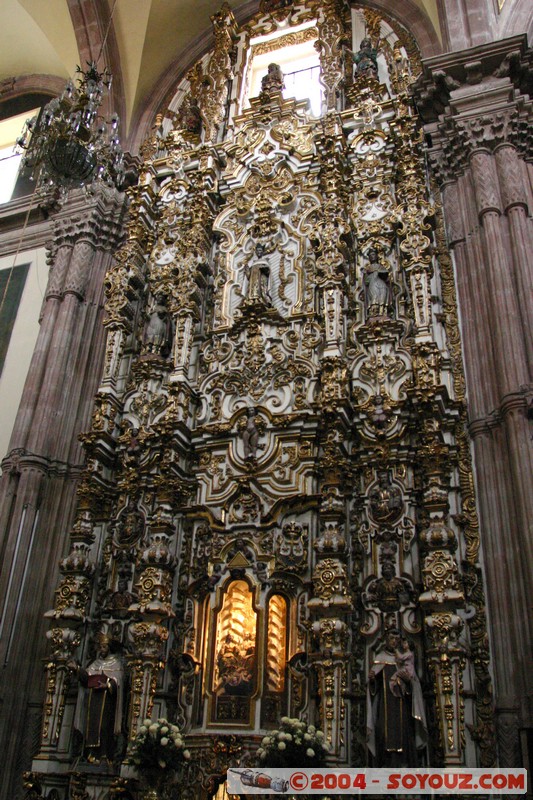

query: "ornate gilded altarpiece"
(28, 1), (496, 798)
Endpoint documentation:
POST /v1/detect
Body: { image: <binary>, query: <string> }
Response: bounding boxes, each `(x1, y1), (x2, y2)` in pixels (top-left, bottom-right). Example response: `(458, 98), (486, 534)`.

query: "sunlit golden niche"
(211, 580), (257, 723)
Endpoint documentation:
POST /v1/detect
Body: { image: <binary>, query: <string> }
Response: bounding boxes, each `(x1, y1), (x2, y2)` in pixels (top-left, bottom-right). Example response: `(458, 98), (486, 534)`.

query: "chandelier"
(16, 62), (124, 193)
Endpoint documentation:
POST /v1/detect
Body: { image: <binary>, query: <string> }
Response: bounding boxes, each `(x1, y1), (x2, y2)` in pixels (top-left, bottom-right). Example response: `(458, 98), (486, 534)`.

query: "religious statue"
(112, 499), (144, 548)
(122, 426), (141, 468)
(389, 636), (416, 697)
(370, 394), (392, 431)
(364, 247), (392, 318)
(369, 469), (403, 524)
(69, 632), (124, 763)
(366, 629), (427, 766)
(208, 563), (227, 590)
(178, 95), (202, 135)
(217, 632), (255, 696)
(365, 561), (413, 614)
(253, 560), (269, 587)
(353, 37), (379, 79)
(105, 576), (135, 617)
(245, 244), (272, 305)
(144, 293), (172, 355)
(241, 407), (260, 459)
(261, 63), (284, 93)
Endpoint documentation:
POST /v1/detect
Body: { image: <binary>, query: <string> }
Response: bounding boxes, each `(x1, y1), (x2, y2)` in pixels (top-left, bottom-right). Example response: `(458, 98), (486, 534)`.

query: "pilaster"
(413, 34), (533, 763)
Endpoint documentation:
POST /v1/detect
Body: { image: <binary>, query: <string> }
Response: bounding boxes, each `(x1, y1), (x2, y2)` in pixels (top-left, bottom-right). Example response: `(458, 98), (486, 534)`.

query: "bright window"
(0, 109), (39, 203)
(245, 25), (322, 117)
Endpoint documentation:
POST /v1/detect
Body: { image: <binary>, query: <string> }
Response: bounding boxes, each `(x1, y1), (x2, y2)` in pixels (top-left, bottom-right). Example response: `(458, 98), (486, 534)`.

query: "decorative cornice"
(413, 36), (533, 183)
(413, 34), (533, 124)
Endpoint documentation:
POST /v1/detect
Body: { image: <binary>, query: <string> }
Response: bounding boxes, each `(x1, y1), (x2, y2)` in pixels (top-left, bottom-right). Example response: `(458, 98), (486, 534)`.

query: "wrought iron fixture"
(16, 62), (124, 193)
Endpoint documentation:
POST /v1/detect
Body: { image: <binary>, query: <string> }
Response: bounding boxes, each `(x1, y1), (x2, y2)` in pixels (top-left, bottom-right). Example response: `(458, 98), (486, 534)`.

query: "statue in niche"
(366, 629), (427, 766)
(245, 244), (272, 306)
(241, 407), (260, 459)
(353, 38), (379, 79)
(120, 423), (141, 469)
(178, 95), (202, 135)
(68, 632), (124, 763)
(113, 500), (144, 548)
(144, 293), (172, 355)
(106, 576), (136, 617)
(369, 394), (393, 432)
(365, 561), (413, 613)
(261, 63), (285, 93)
(369, 470), (403, 524)
(217, 632), (255, 695)
(364, 247), (392, 319)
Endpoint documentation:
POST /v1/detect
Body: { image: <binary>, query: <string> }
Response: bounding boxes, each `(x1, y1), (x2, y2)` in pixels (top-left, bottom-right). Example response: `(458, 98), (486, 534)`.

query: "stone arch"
(0, 75), (66, 108)
(66, 0), (126, 130)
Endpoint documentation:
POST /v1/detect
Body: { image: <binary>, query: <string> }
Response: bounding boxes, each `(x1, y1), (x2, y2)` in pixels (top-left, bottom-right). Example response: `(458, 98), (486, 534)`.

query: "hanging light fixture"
(16, 61), (124, 193)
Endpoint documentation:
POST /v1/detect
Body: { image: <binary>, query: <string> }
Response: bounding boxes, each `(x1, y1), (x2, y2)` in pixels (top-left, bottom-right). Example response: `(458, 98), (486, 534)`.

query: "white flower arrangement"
(256, 717), (328, 767)
(128, 717), (191, 773)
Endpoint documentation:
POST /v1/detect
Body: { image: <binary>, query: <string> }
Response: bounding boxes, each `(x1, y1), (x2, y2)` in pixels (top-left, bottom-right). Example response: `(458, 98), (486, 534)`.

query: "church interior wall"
(0, 2), (531, 799)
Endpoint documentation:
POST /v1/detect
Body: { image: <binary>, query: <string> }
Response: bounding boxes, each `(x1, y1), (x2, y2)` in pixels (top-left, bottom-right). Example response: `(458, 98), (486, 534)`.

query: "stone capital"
(414, 35), (533, 182)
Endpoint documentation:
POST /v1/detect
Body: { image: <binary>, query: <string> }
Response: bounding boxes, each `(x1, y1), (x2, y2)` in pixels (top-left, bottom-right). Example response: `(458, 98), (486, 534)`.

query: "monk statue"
(366, 629), (427, 766)
(68, 632), (124, 763)
(245, 244), (272, 306)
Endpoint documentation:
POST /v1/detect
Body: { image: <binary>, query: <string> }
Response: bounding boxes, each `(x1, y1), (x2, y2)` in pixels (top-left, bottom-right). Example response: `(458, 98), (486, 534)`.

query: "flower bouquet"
(256, 717), (328, 768)
(128, 718), (190, 797)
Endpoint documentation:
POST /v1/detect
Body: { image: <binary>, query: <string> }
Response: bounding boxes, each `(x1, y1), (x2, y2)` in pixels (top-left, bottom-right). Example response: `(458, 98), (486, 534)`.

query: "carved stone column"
(316, 0), (348, 112)
(414, 35), (533, 765)
(198, 4), (238, 144)
(127, 623), (168, 738)
(417, 423), (466, 765)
